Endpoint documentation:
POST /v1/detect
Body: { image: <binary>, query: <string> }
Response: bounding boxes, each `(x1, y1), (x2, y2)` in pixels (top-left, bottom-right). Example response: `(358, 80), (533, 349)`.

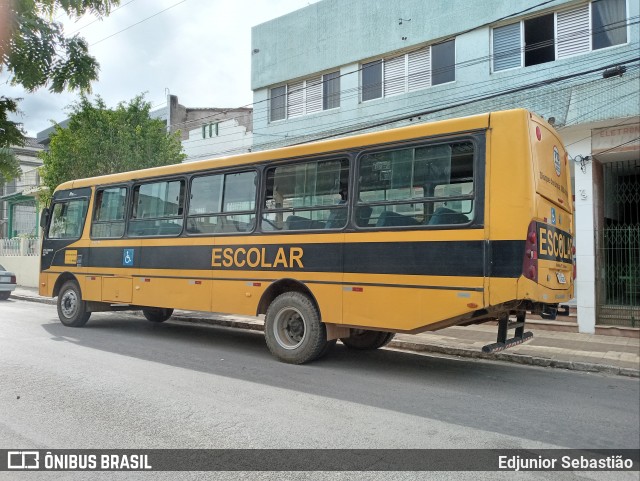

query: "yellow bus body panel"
(41, 109), (574, 334)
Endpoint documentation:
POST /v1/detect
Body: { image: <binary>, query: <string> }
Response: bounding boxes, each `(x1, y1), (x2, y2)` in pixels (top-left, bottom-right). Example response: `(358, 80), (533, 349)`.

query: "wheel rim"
(273, 306), (306, 350)
(60, 289), (78, 318)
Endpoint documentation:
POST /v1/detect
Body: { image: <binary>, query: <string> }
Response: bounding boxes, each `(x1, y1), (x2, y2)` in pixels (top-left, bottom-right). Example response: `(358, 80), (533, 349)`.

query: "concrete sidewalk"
(7, 287), (639, 378)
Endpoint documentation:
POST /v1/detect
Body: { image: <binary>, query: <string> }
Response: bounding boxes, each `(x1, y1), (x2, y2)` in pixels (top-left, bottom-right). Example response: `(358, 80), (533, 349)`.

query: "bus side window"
(261, 158), (349, 232)
(128, 179), (185, 237)
(357, 140), (475, 228)
(187, 171), (256, 235)
(91, 186), (127, 238)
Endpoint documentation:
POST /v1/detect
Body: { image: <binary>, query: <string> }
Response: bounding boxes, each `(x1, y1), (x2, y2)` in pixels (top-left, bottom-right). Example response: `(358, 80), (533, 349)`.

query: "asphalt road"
(0, 298), (638, 480)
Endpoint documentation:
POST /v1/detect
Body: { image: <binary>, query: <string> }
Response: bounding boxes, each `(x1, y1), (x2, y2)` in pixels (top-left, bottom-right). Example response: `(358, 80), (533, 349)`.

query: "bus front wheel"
(264, 292), (329, 364)
(142, 308), (174, 323)
(340, 330), (395, 350)
(57, 280), (91, 327)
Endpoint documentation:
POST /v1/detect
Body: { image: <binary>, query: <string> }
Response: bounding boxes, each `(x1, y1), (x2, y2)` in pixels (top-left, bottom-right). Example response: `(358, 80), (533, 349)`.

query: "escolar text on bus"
(211, 246), (304, 269)
(538, 225), (572, 263)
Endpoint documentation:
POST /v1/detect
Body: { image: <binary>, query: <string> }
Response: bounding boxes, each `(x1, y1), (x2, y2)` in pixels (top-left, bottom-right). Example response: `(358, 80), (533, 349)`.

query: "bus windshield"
(47, 198), (89, 240)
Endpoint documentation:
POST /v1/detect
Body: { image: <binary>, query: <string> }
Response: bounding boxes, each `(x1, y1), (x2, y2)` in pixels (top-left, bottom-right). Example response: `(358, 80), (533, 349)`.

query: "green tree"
(40, 95), (186, 200)
(0, 0), (120, 180)
(0, 96), (24, 181)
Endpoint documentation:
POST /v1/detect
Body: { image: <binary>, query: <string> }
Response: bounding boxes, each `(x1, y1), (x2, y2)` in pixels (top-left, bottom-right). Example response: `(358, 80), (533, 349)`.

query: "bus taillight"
(523, 221), (538, 282)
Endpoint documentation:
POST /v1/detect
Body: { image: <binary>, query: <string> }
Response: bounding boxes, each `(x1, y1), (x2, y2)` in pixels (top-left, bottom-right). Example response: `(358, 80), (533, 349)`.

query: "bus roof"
(55, 109), (535, 191)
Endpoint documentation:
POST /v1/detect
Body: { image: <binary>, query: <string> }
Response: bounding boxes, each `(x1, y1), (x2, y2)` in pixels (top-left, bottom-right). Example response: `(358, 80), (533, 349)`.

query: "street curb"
(10, 293), (56, 305)
(12, 294), (640, 378)
(385, 340), (640, 378)
(172, 313), (640, 378)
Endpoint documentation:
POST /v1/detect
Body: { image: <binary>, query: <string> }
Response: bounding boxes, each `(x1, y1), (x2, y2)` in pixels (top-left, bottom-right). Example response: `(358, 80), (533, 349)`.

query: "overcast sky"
(3, 0), (316, 138)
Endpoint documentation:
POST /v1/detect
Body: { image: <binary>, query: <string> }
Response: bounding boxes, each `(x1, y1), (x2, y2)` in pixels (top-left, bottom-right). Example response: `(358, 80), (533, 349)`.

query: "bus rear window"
(357, 140), (475, 228)
(47, 198), (89, 239)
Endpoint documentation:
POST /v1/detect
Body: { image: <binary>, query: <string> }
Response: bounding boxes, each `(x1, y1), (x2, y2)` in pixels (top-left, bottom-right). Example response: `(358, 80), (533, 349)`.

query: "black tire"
(142, 307), (174, 323)
(340, 329), (395, 350)
(264, 292), (329, 364)
(57, 280), (91, 327)
(0, 291), (10, 301)
(318, 339), (337, 358)
(378, 332), (396, 348)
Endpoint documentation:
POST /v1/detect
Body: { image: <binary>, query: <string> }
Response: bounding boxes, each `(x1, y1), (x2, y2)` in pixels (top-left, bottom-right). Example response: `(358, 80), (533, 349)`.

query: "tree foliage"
(2, 0), (120, 92)
(0, 0), (119, 180)
(40, 95), (186, 200)
(0, 96), (24, 182)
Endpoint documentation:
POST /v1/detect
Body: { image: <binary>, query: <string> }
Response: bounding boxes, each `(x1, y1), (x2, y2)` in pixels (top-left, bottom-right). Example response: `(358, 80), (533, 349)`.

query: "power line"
(90, 0), (189, 47)
(68, 0), (140, 36)
(180, 65), (639, 159)
(165, 15), (639, 135)
(175, 50), (638, 147)
(182, 62), (638, 159)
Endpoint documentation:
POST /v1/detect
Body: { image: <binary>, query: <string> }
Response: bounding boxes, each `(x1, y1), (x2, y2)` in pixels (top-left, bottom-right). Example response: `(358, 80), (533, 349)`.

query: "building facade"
(0, 137), (44, 238)
(152, 95), (253, 162)
(37, 94), (253, 164)
(251, 0), (640, 331)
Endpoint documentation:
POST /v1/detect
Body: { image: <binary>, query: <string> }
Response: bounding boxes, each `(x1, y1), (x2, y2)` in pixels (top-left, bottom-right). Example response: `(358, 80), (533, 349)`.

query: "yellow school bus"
(39, 109), (574, 363)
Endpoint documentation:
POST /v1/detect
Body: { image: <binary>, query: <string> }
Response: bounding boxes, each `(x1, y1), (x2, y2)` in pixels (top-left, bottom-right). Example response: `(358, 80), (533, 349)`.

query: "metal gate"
(596, 159), (640, 327)
(11, 201), (37, 237)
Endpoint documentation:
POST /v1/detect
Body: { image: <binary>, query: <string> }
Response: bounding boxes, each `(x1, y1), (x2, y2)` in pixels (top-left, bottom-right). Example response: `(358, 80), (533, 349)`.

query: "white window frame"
(270, 70), (342, 122)
(430, 39), (457, 87)
(361, 59), (384, 103)
(269, 85), (287, 123)
(491, 0), (629, 73)
(322, 71), (341, 111)
(490, 21), (525, 73)
(360, 39), (456, 102)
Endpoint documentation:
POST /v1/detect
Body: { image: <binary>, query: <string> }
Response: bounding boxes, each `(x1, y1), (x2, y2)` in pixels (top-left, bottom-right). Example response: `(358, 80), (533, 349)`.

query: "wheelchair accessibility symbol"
(123, 249), (134, 267)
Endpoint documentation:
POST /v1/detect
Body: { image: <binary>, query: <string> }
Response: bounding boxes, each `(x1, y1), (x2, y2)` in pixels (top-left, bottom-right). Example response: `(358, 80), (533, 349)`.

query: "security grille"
(596, 159), (640, 327)
(11, 201), (37, 237)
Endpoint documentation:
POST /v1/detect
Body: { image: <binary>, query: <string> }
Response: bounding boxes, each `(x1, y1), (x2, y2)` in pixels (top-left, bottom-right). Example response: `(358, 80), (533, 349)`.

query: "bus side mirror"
(40, 207), (50, 231)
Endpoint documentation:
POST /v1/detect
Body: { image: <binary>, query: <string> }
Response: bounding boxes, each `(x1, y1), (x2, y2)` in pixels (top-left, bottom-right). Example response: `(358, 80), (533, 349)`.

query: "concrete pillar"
(19, 237), (29, 256)
(574, 158), (596, 333)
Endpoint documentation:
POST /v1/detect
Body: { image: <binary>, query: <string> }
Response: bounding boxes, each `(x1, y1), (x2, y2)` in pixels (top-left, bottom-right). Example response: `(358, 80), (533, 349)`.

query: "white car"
(0, 264), (17, 300)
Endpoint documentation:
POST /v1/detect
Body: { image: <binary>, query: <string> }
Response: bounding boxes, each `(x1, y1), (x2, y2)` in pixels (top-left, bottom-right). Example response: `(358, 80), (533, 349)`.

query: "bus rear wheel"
(340, 330), (395, 350)
(142, 308), (174, 323)
(264, 292), (329, 364)
(57, 280), (91, 327)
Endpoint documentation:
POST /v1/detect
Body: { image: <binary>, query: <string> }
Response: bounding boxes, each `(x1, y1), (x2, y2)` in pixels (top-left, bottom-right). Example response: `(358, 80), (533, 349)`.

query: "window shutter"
(493, 23), (521, 71)
(306, 76), (322, 114)
(408, 47), (430, 91)
(287, 81), (304, 118)
(557, 5), (590, 58)
(384, 55), (405, 96)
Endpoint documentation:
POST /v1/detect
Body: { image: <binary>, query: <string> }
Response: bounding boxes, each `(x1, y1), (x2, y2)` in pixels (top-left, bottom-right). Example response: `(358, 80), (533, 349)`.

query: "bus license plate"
(556, 272), (566, 284)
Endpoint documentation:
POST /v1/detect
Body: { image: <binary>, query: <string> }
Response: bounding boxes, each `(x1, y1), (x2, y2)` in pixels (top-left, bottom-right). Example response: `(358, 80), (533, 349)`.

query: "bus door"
(40, 189), (92, 296)
(89, 185), (138, 304)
